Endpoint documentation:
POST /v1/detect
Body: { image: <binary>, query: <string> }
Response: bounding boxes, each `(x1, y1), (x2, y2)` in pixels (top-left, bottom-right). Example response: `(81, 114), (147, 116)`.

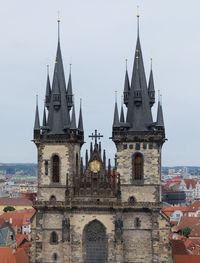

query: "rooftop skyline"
(0, 0), (199, 166)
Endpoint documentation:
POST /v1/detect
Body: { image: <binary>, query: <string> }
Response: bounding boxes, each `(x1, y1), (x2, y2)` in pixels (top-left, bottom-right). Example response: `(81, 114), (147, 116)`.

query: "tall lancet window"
(132, 153), (143, 181)
(52, 155), (60, 183)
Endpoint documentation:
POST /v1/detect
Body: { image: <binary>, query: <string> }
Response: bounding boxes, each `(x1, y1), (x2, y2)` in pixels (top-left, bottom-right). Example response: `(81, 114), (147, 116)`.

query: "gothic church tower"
(31, 18), (172, 263)
(112, 16), (171, 263)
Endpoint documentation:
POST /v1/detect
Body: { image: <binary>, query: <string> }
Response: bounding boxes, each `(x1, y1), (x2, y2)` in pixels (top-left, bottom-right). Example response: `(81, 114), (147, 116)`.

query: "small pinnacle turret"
(123, 60), (130, 107)
(34, 99), (40, 130)
(120, 105), (125, 123)
(66, 66), (73, 111)
(45, 67), (51, 110)
(70, 104), (77, 130)
(148, 60), (155, 108)
(34, 97), (40, 139)
(113, 101), (120, 128)
(78, 100), (84, 132)
(42, 107), (47, 127)
(156, 97), (164, 129)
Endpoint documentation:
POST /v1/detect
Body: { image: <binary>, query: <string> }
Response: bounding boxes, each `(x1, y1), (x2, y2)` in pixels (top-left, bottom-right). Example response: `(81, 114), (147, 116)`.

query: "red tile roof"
(0, 197), (33, 206)
(184, 179), (197, 189)
(189, 223), (200, 238)
(0, 209), (35, 229)
(174, 255), (200, 263)
(162, 206), (188, 217)
(171, 240), (188, 255)
(188, 201), (200, 212)
(173, 216), (200, 232)
(0, 247), (28, 263)
(15, 247), (29, 263)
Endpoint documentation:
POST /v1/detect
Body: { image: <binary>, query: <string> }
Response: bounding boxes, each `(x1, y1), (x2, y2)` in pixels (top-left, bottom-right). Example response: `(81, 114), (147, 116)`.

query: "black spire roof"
(112, 14), (165, 143)
(33, 20), (84, 143)
(42, 107), (47, 127)
(78, 100), (84, 132)
(45, 67), (51, 110)
(148, 61), (155, 108)
(66, 67), (73, 110)
(120, 105), (125, 123)
(123, 61), (130, 107)
(47, 38), (70, 134)
(34, 99), (40, 130)
(156, 99), (164, 128)
(70, 104), (77, 130)
(113, 101), (120, 127)
(126, 36), (153, 131)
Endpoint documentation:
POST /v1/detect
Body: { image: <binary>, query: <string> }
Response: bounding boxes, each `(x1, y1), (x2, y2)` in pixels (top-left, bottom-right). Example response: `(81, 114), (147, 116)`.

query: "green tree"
(181, 227), (191, 238)
(3, 206), (16, 213)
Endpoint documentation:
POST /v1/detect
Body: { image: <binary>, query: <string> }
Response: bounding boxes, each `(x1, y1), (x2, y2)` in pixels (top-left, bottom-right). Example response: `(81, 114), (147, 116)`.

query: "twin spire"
(34, 20), (84, 139)
(113, 14), (164, 132)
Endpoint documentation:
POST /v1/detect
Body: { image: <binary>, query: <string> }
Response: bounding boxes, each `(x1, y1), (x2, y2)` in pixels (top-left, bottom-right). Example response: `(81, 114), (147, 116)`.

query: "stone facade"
(30, 137), (172, 263)
(31, 16), (172, 263)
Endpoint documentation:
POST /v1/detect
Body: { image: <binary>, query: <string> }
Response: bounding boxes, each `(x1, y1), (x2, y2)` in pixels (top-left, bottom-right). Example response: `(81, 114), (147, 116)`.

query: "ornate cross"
(89, 129), (103, 145)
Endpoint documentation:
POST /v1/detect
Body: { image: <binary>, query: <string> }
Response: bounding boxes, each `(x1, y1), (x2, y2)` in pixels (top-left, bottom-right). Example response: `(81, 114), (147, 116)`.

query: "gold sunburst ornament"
(89, 160), (101, 173)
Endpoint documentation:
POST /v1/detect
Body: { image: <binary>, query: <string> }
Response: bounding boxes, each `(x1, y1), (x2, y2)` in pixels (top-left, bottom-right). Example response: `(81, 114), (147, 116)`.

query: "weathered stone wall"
(123, 212), (152, 263)
(116, 142), (161, 203)
(38, 143), (80, 201)
(32, 211), (116, 263)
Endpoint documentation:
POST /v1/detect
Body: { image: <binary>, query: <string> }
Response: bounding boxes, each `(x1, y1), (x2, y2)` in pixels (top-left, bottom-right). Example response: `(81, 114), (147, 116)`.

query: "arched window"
(49, 195), (56, 203)
(52, 253), (58, 261)
(132, 153), (143, 181)
(52, 155), (60, 183)
(50, 231), (58, 244)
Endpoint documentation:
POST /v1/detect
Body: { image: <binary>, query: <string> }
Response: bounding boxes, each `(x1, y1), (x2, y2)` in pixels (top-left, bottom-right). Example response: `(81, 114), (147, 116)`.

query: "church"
(30, 16), (172, 263)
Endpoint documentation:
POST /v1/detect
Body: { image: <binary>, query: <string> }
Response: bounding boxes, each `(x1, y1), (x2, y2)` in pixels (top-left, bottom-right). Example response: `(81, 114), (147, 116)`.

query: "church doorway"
(83, 220), (108, 263)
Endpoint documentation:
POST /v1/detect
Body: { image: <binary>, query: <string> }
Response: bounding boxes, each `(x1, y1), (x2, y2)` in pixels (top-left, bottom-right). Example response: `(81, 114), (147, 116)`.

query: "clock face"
(89, 160), (101, 173)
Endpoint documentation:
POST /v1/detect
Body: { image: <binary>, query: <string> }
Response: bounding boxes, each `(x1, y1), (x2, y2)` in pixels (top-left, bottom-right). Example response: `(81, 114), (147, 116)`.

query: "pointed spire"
(108, 158), (111, 176)
(42, 106), (47, 127)
(78, 99), (84, 132)
(120, 99), (125, 123)
(70, 104), (77, 129)
(66, 64), (73, 111)
(85, 149), (89, 168)
(99, 142), (102, 156)
(80, 157), (83, 175)
(113, 92), (120, 127)
(47, 20), (70, 134)
(45, 65), (51, 110)
(156, 92), (164, 128)
(34, 95), (40, 130)
(90, 142), (93, 158)
(148, 58), (155, 107)
(126, 12), (153, 131)
(103, 150), (106, 169)
(123, 59), (130, 107)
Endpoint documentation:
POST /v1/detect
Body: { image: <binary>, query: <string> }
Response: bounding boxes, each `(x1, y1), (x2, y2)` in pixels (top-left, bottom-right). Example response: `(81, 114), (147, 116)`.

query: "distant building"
(0, 197), (33, 214)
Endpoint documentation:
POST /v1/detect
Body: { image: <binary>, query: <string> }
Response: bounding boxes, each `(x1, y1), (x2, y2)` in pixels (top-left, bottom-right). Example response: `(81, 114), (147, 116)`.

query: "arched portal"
(83, 220), (107, 263)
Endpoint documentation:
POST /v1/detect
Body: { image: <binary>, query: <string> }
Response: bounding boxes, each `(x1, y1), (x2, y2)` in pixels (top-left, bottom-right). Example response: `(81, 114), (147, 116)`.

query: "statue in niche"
(62, 218), (70, 242)
(115, 217), (123, 241)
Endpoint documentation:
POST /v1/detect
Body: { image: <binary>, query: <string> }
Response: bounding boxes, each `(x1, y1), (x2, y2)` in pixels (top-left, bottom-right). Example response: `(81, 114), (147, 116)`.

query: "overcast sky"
(0, 0), (199, 166)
